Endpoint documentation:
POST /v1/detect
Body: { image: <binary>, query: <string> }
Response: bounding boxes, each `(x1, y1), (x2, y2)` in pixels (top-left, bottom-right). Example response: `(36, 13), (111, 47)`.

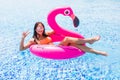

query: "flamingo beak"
(70, 14), (79, 27)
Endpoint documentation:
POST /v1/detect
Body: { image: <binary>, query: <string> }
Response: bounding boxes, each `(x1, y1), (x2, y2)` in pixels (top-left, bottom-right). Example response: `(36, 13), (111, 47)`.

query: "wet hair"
(32, 22), (48, 40)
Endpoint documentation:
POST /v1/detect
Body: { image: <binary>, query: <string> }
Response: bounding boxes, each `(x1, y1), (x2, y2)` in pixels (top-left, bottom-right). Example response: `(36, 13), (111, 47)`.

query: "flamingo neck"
(47, 8), (84, 41)
(47, 9), (64, 33)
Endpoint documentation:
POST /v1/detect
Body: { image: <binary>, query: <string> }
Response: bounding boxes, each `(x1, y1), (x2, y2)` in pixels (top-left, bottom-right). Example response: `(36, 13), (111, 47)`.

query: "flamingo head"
(61, 7), (79, 27)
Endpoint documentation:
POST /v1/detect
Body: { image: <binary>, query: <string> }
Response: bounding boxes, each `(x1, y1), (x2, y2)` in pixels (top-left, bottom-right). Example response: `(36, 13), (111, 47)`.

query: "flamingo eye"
(64, 9), (70, 16)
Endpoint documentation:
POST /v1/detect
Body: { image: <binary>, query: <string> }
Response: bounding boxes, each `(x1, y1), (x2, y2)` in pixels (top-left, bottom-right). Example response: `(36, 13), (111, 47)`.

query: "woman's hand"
(20, 30), (31, 51)
(22, 30), (30, 39)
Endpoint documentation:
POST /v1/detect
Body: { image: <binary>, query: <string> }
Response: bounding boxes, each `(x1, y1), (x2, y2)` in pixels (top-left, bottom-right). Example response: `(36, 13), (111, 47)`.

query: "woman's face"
(36, 23), (44, 35)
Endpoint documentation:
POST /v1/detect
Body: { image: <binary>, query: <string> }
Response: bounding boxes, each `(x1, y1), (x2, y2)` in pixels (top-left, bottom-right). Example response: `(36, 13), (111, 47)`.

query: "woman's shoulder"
(29, 38), (35, 43)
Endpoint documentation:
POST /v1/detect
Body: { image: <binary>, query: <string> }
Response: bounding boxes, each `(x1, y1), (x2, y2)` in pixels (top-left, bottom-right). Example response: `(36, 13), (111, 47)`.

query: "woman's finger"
(25, 30), (30, 35)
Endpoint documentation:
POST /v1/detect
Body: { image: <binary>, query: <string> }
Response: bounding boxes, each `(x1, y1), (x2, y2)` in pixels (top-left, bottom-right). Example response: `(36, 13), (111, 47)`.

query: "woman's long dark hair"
(32, 22), (48, 40)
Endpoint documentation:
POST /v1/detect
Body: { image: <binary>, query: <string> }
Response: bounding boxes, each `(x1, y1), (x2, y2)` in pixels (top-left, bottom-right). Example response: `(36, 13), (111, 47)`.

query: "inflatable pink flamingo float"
(30, 7), (85, 59)
(48, 7), (84, 42)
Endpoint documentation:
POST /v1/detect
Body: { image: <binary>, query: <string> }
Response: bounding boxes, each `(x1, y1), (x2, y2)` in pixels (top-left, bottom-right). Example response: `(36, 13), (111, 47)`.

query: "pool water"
(0, 0), (120, 80)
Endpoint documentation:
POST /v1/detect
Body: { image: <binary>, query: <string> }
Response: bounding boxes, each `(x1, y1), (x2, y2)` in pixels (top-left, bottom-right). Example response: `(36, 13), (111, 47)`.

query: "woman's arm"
(46, 30), (55, 36)
(20, 37), (26, 51)
(20, 38), (34, 51)
(20, 31), (34, 51)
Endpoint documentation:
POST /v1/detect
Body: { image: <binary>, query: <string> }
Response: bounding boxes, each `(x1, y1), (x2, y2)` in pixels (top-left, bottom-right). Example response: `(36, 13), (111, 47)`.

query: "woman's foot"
(88, 36), (100, 44)
(94, 51), (108, 56)
(99, 52), (108, 56)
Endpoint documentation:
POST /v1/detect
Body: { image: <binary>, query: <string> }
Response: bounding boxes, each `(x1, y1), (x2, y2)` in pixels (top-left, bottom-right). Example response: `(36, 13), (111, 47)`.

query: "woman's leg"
(59, 36), (100, 45)
(71, 44), (108, 56)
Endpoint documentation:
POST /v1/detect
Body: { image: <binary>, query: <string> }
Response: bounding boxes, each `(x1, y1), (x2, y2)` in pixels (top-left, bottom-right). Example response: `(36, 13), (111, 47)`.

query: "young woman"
(20, 22), (108, 56)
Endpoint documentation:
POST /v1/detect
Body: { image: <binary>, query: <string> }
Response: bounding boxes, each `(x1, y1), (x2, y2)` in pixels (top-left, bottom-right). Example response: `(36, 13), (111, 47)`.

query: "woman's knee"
(64, 37), (71, 41)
